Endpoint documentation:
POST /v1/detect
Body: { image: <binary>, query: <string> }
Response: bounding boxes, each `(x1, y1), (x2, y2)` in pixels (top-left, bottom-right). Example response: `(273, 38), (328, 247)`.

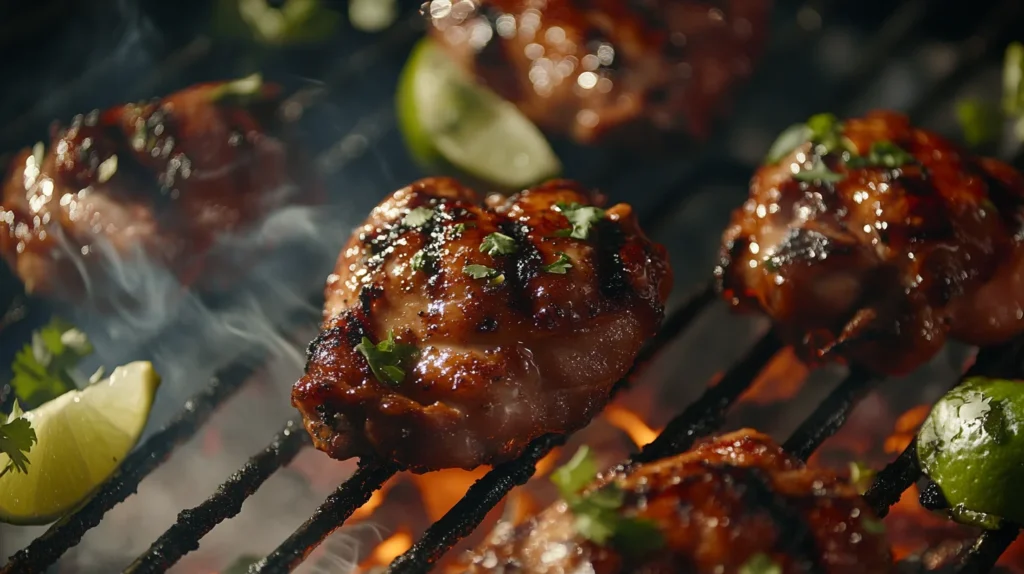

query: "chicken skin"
(0, 77), (319, 304)
(460, 429), (895, 573)
(716, 111), (1024, 376)
(427, 0), (771, 144)
(292, 177), (671, 472)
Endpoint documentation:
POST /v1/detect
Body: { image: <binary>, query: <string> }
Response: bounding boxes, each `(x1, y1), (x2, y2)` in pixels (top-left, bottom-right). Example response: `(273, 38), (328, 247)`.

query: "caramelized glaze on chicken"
(461, 429), (894, 573)
(716, 111), (1024, 375)
(292, 177), (671, 472)
(0, 77), (318, 303)
(428, 0), (771, 144)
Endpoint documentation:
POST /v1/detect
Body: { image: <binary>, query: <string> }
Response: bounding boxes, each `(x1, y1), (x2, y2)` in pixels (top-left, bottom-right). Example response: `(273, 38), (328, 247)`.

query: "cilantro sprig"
(403, 207), (435, 228)
(549, 446), (665, 556)
(479, 232), (517, 257)
(463, 264), (505, 285)
(11, 318), (93, 409)
(553, 203), (606, 240)
(0, 401), (36, 479)
(739, 553), (782, 574)
(542, 252), (573, 274)
(765, 112), (916, 183)
(355, 330), (419, 386)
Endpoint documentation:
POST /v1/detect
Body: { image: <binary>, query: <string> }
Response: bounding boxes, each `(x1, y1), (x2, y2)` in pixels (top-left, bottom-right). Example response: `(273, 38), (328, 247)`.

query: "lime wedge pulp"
(397, 37), (562, 190)
(0, 361), (161, 525)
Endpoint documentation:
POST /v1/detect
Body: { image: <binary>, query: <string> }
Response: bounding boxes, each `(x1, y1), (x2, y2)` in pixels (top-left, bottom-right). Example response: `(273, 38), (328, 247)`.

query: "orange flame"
(884, 404), (931, 455)
(603, 404), (659, 448)
(359, 529), (413, 569)
(739, 347), (808, 404)
(535, 448), (562, 477)
(352, 483), (390, 521)
(411, 467), (490, 522)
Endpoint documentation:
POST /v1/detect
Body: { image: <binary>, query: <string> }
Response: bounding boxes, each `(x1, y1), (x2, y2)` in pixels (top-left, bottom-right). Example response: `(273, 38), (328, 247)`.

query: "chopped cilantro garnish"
(549, 446), (666, 556)
(11, 318), (92, 408)
(542, 252), (573, 274)
(1003, 41), (1024, 116)
(463, 264), (505, 284)
(740, 553), (782, 574)
(764, 123), (813, 165)
(554, 203), (606, 240)
(479, 232), (517, 257)
(847, 141), (915, 169)
(0, 401), (36, 478)
(355, 330), (418, 386)
(403, 207), (435, 228)
(209, 74), (264, 105)
(410, 250), (427, 272)
(793, 159), (845, 183)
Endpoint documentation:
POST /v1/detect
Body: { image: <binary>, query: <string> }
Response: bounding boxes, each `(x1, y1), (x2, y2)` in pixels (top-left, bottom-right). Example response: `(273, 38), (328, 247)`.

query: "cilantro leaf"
(479, 232), (517, 257)
(847, 141), (915, 169)
(410, 250), (427, 272)
(848, 461), (876, 495)
(355, 331), (419, 386)
(210, 74), (264, 105)
(11, 318), (92, 408)
(550, 447), (666, 556)
(554, 203), (606, 240)
(551, 446), (599, 500)
(806, 112), (853, 155)
(463, 264), (505, 284)
(793, 159), (844, 183)
(764, 123), (813, 165)
(403, 207), (435, 228)
(740, 553), (782, 574)
(542, 252), (573, 274)
(861, 517), (887, 534)
(0, 401), (37, 477)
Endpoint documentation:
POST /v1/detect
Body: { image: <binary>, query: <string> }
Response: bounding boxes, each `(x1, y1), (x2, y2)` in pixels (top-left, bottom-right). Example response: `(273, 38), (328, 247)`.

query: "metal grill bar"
(956, 526), (1021, 574)
(0, 356), (263, 574)
(782, 369), (877, 461)
(125, 419), (310, 574)
(250, 461), (398, 573)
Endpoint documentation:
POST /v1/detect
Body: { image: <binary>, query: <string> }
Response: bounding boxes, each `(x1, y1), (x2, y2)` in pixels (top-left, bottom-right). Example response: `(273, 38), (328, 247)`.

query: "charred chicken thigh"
(717, 111), (1024, 375)
(460, 429), (895, 573)
(292, 177), (671, 472)
(0, 77), (318, 303)
(428, 0), (772, 144)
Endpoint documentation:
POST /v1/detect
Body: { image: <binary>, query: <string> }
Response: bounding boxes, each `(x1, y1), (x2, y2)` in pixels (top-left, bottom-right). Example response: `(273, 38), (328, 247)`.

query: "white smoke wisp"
(0, 191), (377, 570)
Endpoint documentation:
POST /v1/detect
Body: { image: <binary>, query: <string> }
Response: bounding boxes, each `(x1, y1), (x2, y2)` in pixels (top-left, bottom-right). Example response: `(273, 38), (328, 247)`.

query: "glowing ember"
(602, 404), (659, 447)
(738, 347), (808, 404)
(884, 404), (931, 455)
(351, 483), (390, 521)
(359, 529), (413, 570)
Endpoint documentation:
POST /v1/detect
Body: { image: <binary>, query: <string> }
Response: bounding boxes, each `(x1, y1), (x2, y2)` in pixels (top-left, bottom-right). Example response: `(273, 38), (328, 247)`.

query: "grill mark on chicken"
(293, 177), (671, 471)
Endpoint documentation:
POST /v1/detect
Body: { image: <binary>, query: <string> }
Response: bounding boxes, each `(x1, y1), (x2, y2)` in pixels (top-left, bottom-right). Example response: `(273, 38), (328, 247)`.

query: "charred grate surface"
(125, 419), (310, 574)
(3, 1), (1024, 572)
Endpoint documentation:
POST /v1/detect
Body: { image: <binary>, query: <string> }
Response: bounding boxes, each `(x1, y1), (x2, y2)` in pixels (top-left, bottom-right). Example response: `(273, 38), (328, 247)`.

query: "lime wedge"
(397, 37), (561, 190)
(0, 361), (160, 525)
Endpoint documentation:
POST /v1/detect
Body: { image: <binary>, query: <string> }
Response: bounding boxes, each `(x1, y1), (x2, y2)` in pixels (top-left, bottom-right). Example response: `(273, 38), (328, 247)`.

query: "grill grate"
(2, 1), (1024, 572)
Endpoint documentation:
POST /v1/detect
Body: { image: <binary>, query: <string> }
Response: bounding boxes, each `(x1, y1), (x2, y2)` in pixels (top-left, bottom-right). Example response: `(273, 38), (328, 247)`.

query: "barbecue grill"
(1, 0), (1023, 572)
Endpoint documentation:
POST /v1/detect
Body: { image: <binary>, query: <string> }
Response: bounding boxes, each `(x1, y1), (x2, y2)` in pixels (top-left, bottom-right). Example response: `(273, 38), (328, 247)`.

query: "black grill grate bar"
(782, 368), (877, 461)
(0, 354), (264, 574)
(956, 525), (1021, 574)
(251, 461), (399, 573)
(125, 418), (310, 574)
(631, 332), (783, 466)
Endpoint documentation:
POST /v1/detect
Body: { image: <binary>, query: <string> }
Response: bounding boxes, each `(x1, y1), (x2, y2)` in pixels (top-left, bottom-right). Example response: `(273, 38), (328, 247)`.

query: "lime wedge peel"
(0, 361), (161, 525)
(397, 37), (562, 190)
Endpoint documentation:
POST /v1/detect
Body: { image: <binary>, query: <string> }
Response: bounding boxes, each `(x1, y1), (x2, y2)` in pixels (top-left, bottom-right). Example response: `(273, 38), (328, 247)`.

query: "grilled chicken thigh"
(716, 111), (1024, 375)
(461, 429), (895, 573)
(0, 77), (318, 303)
(428, 0), (771, 144)
(292, 177), (672, 472)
